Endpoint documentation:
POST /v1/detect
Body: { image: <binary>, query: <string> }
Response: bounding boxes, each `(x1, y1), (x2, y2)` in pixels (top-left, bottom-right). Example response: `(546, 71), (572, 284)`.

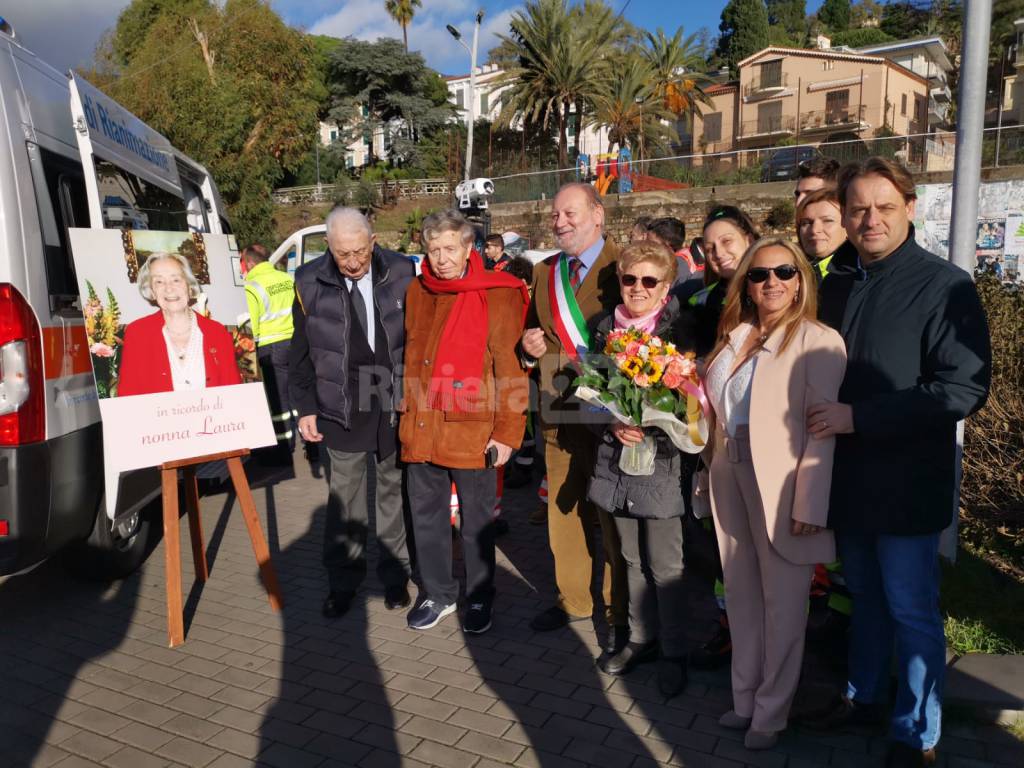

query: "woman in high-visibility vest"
(689, 205), (760, 673)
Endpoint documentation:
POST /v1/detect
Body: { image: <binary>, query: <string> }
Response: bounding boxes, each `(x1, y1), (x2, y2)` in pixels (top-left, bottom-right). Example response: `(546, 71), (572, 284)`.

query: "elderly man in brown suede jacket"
(400, 210), (529, 634)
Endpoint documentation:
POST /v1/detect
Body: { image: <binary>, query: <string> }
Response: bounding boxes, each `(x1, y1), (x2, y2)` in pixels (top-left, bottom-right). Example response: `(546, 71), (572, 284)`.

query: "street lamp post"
(447, 10), (484, 181)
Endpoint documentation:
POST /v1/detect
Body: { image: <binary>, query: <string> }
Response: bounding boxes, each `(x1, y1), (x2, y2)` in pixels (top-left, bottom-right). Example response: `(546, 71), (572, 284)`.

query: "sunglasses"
(620, 274), (663, 289)
(747, 265), (799, 283)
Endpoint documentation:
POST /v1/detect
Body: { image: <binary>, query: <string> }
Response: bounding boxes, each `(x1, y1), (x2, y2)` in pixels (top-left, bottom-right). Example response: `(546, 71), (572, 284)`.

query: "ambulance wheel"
(65, 497), (156, 580)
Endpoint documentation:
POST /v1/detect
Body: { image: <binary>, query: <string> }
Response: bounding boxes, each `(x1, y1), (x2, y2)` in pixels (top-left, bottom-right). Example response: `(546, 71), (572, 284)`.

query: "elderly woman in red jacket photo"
(117, 251), (240, 397)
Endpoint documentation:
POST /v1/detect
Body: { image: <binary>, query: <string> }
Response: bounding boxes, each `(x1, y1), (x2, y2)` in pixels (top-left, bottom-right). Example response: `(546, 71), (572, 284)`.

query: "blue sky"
(276, 0), (828, 76)
(13, 0), (828, 78)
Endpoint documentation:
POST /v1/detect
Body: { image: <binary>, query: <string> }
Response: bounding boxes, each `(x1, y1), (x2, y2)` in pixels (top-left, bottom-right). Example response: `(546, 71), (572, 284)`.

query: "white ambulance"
(0, 18), (231, 578)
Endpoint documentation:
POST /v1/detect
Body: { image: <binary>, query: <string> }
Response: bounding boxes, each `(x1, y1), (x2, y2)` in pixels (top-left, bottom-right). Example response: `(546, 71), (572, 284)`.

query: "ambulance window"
(181, 178), (210, 233)
(94, 159), (189, 231)
(302, 233), (328, 266)
(219, 215), (233, 234)
(28, 144), (90, 303)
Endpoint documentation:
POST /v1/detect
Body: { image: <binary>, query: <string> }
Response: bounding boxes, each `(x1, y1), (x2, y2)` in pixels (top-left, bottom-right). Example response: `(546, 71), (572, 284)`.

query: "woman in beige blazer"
(703, 236), (847, 750)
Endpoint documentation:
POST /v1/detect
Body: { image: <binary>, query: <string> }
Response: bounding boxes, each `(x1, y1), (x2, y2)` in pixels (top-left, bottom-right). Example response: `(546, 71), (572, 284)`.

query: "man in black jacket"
(290, 206), (415, 618)
(805, 158), (991, 768)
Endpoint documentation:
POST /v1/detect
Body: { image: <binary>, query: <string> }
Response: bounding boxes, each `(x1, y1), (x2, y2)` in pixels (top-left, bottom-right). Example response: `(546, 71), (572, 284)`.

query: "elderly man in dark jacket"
(805, 158), (991, 768)
(290, 206), (415, 619)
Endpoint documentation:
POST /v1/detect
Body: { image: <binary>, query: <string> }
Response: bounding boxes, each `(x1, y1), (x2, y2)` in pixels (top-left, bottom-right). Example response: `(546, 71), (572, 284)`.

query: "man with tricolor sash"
(519, 182), (628, 654)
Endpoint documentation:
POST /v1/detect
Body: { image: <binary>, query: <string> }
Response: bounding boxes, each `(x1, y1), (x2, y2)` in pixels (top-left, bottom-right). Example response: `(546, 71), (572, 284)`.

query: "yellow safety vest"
(245, 261), (295, 346)
(815, 254), (833, 281)
(688, 281), (721, 307)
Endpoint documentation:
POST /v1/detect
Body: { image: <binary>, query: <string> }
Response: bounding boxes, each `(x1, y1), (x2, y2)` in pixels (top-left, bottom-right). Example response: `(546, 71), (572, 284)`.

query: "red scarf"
(419, 249), (529, 411)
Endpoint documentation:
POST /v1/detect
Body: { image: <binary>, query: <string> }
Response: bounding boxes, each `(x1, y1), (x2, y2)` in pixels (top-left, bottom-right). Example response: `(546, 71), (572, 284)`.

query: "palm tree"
(642, 27), (713, 139)
(384, 0), (422, 53)
(591, 57), (677, 157)
(495, 0), (622, 170)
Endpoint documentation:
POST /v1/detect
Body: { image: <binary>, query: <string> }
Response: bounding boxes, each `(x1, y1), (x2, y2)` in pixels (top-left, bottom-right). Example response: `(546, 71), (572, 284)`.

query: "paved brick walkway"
(2, 457), (1022, 768)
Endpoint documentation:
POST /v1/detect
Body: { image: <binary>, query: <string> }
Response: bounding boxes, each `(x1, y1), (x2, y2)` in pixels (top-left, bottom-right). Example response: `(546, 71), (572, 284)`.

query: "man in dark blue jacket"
(804, 158), (991, 768)
(290, 206), (415, 619)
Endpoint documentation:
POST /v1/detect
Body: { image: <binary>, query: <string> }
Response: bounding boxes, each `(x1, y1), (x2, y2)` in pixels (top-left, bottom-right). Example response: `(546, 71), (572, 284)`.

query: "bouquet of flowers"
(574, 326), (709, 474)
(83, 281), (123, 398)
(232, 325), (260, 384)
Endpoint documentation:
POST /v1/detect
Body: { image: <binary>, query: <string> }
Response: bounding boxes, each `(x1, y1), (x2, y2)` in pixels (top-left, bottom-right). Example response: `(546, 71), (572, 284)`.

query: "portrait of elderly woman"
(117, 251), (241, 396)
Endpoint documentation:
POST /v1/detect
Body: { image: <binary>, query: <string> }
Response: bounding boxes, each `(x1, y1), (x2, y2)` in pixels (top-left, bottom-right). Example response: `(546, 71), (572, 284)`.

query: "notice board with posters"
(915, 179), (1024, 283)
(68, 228), (275, 518)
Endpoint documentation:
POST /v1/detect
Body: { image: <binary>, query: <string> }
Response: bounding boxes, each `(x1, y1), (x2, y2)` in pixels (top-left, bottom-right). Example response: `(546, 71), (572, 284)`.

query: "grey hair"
(138, 251), (201, 304)
(325, 206), (373, 239)
(421, 209), (475, 247)
(555, 181), (603, 210)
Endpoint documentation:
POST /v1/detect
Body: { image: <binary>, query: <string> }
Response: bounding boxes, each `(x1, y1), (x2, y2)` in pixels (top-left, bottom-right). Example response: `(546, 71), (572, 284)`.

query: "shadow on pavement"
(257, 490), (402, 766)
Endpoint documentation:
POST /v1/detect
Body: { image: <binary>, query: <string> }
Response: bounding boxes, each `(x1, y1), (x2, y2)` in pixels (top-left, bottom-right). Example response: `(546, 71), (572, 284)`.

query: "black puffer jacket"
(289, 245), (414, 428)
(586, 297), (698, 519)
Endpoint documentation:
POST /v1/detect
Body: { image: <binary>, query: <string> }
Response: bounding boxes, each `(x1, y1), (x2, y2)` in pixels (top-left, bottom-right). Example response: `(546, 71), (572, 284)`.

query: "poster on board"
(69, 228), (275, 518)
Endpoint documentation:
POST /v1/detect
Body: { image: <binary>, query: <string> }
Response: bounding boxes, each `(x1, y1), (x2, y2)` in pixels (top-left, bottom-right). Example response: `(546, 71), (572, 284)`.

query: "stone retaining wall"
(489, 166), (1024, 248)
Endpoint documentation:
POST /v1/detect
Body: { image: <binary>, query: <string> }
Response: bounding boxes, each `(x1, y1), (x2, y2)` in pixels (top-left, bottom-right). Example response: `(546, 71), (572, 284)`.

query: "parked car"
(760, 145), (822, 183)
(269, 224), (422, 274)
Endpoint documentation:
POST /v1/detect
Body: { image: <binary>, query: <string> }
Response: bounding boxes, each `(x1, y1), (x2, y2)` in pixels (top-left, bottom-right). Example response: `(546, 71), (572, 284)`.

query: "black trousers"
(408, 463), (496, 606)
(258, 341), (295, 453)
(322, 448), (410, 593)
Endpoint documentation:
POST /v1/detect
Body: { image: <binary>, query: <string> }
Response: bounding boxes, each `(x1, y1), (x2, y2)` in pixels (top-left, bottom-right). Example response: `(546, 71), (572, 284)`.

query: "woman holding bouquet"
(587, 241), (697, 697)
(704, 237), (846, 749)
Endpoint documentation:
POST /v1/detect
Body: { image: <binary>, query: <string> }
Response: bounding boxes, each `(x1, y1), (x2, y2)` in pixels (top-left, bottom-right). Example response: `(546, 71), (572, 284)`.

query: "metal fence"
(272, 177), (452, 205)
(488, 125), (1024, 205)
(269, 126), (1024, 209)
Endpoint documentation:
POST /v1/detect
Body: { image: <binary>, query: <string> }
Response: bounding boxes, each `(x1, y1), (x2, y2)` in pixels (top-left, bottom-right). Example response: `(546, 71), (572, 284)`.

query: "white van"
(0, 20), (231, 578)
(270, 224), (423, 274)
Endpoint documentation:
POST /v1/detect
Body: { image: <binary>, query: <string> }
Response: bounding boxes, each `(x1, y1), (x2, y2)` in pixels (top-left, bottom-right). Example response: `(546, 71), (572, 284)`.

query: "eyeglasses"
(747, 265), (799, 283)
(620, 274), (663, 289)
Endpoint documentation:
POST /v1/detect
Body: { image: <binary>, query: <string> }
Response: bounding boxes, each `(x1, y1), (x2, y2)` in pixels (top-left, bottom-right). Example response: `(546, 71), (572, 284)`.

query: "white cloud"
(309, 0), (519, 75)
(3, 0), (131, 72)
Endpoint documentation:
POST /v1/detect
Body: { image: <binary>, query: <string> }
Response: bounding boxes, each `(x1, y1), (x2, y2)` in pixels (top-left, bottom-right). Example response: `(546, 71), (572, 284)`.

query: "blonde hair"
(707, 236), (819, 368)
(617, 240), (678, 284)
(138, 251), (201, 305)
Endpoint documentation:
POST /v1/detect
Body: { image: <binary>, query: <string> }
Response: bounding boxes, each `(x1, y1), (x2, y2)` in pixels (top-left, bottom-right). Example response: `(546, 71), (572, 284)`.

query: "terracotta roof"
(706, 83), (738, 95)
(738, 46), (887, 67)
(738, 46), (929, 88)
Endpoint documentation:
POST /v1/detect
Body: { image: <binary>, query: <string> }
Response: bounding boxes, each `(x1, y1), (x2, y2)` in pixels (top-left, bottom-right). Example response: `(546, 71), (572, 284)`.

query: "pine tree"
(818, 0), (852, 32)
(717, 0), (771, 76)
(766, 0), (806, 39)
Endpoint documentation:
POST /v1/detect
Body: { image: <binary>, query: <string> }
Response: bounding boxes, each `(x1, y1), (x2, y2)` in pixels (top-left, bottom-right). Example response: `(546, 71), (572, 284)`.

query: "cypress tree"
(717, 0), (771, 75)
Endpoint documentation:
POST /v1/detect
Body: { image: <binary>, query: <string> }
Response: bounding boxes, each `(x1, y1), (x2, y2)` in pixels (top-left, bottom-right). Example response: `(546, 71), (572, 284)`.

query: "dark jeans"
(322, 448), (410, 593)
(408, 463), (497, 606)
(613, 516), (688, 657)
(840, 531), (944, 750)
(258, 341), (295, 453)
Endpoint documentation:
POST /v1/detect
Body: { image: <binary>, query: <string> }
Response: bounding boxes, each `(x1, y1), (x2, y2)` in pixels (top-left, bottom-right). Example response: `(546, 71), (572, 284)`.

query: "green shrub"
(962, 276), (1024, 522)
(765, 199), (795, 231)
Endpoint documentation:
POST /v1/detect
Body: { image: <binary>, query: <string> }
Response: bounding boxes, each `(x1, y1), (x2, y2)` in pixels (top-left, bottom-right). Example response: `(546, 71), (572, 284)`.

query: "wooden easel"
(161, 449), (283, 647)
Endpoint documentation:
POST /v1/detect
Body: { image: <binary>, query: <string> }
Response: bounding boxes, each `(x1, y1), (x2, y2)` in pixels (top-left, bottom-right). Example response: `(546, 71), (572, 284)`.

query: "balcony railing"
(798, 106), (867, 132)
(743, 72), (790, 97)
(738, 115), (796, 138)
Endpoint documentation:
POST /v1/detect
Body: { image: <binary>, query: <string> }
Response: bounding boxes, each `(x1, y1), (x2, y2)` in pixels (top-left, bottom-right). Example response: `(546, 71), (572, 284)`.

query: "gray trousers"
(322, 448), (410, 593)
(613, 516), (688, 657)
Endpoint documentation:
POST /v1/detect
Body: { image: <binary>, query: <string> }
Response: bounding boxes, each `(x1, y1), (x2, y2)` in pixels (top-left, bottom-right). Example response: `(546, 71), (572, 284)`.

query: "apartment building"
(444, 65), (613, 160)
(999, 19), (1024, 127)
(853, 36), (954, 128)
(691, 46), (930, 157)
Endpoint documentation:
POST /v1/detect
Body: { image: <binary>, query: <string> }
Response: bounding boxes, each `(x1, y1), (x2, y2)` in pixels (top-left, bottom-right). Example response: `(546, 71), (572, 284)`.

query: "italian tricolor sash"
(549, 254), (589, 360)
